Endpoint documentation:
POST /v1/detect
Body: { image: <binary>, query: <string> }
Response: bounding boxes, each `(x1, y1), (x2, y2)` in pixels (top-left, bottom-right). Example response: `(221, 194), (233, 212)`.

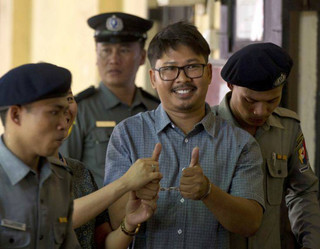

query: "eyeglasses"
(154, 64), (207, 81)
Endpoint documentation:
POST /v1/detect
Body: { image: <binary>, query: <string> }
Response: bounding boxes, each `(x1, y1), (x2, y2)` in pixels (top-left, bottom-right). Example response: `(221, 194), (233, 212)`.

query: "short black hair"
(0, 108), (8, 127)
(147, 22), (210, 68)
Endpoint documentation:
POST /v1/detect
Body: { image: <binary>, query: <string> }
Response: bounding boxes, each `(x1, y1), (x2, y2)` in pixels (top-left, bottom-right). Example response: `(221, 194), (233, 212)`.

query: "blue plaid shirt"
(104, 104), (264, 249)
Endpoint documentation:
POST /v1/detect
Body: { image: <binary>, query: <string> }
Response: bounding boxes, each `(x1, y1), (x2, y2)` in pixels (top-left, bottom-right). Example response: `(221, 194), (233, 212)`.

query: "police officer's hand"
(124, 191), (158, 230)
(135, 143), (162, 200)
(121, 143), (162, 194)
(179, 147), (210, 200)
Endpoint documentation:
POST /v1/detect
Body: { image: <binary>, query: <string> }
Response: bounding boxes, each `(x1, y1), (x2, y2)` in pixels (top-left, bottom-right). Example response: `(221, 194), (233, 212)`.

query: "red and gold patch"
(296, 132), (308, 165)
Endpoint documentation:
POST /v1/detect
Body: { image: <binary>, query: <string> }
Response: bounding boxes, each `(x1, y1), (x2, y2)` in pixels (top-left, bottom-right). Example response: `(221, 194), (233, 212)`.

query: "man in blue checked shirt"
(104, 22), (265, 249)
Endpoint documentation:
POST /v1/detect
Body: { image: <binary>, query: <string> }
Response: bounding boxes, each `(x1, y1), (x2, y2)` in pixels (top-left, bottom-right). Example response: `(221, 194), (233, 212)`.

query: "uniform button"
(184, 138), (188, 143)
(9, 238), (15, 243)
(39, 235), (44, 240)
(180, 198), (185, 203)
(177, 229), (182, 234)
(40, 199), (44, 204)
(278, 170), (282, 174)
(171, 124), (175, 128)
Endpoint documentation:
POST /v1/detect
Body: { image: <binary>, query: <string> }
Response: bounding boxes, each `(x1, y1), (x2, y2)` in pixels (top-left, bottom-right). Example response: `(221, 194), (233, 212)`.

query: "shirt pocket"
(53, 222), (67, 246)
(92, 128), (113, 166)
(0, 226), (30, 248)
(266, 158), (288, 205)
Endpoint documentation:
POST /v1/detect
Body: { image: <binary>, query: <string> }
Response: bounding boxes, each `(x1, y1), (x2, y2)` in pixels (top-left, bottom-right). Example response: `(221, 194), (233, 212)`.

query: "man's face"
(229, 84), (283, 128)
(96, 42), (146, 88)
(19, 97), (70, 157)
(149, 44), (212, 114)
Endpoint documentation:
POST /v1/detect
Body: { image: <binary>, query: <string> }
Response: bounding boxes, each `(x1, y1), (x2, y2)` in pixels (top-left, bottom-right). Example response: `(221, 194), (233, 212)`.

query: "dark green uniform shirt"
(212, 92), (320, 249)
(60, 82), (160, 187)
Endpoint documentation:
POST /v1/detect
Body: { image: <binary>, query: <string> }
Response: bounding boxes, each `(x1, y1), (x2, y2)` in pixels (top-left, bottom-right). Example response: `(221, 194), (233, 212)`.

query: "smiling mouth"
(172, 85), (197, 96)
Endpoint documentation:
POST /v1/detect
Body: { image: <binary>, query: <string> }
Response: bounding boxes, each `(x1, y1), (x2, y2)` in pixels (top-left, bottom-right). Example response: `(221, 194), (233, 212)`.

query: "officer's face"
(149, 44), (212, 115)
(229, 84), (283, 128)
(96, 42), (146, 88)
(18, 97), (70, 157)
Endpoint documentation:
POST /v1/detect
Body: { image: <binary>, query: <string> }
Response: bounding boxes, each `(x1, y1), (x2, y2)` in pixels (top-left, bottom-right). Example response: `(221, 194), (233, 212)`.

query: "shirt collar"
(99, 82), (147, 110)
(154, 103), (219, 138)
(47, 156), (68, 179)
(154, 104), (172, 133)
(0, 136), (52, 185)
(99, 82), (122, 109)
(218, 91), (284, 130)
(217, 92), (242, 125)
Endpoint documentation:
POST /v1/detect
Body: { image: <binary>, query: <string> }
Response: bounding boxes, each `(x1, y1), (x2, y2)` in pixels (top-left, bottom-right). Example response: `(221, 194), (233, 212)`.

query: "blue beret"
(221, 43), (293, 91)
(88, 12), (153, 43)
(0, 63), (71, 107)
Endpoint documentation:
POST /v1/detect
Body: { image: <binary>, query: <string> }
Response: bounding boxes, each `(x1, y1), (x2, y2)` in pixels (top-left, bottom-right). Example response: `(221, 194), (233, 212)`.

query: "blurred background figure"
(60, 12), (160, 188)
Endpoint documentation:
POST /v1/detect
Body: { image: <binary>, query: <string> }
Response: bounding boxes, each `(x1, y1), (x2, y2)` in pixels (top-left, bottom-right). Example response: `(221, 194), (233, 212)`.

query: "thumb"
(189, 147), (199, 167)
(152, 143), (162, 161)
(129, 191), (138, 201)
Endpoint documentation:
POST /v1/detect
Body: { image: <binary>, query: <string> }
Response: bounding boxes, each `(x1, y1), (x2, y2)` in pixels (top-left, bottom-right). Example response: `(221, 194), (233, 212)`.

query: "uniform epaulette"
(140, 88), (160, 103)
(74, 86), (96, 103)
(273, 107), (300, 122)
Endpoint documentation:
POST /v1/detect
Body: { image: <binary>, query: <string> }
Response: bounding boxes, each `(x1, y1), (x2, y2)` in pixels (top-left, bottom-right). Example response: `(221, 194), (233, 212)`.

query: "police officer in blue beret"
(212, 43), (320, 249)
(0, 63), (80, 249)
(60, 12), (160, 188)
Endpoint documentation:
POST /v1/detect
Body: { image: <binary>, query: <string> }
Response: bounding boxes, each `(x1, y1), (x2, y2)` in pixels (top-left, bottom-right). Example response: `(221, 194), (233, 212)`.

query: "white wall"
(297, 11), (318, 170)
(31, 0), (99, 95)
(0, 0), (13, 135)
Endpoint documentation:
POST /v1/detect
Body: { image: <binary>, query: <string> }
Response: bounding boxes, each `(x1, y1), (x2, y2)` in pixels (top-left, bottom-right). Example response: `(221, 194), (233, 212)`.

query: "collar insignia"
(273, 73), (287, 87)
(106, 15), (123, 32)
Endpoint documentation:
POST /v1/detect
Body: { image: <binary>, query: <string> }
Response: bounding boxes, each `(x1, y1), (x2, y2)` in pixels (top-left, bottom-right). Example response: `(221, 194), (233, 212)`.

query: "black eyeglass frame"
(153, 63), (207, 81)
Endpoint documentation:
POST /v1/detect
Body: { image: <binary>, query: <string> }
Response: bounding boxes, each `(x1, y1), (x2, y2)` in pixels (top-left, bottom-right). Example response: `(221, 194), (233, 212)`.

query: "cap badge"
(273, 73), (287, 87)
(106, 15), (123, 32)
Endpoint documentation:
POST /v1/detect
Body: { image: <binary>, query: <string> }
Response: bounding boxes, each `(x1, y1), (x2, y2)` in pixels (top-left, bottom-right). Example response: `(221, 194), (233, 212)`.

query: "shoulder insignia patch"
(295, 131), (308, 165)
(74, 86), (96, 103)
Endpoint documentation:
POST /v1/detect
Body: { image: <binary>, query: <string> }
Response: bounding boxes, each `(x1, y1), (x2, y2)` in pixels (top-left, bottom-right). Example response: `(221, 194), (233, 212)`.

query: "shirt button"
(180, 198), (185, 203)
(9, 238), (15, 243)
(184, 138), (188, 143)
(39, 235), (44, 240)
(40, 199), (44, 204)
(171, 124), (175, 128)
(177, 229), (182, 234)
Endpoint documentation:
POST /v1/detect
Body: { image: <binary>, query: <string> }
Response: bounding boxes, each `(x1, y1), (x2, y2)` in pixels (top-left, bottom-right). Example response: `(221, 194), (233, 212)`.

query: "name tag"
(1, 219), (26, 231)
(96, 121), (116, 128)
(58, 217), (68, 223)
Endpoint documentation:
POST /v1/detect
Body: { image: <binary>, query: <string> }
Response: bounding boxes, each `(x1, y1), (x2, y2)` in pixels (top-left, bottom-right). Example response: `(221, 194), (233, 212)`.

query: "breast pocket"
(53, 222), (67, 247)
(0, 226), (30, 249)
(92, 128), (113, 166)
(266, 158), (288, 205)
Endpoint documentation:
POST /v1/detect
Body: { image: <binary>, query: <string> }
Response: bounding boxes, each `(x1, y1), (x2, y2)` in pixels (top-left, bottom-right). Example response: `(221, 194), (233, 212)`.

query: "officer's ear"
(9, 105), (22, 125)
(149, 69), (157, 90)
(227, 83), (233, 91)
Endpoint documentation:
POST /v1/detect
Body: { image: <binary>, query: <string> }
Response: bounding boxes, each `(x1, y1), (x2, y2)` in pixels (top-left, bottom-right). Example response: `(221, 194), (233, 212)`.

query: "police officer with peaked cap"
(0, 63), (80, 248)
(60, 12), (160, 188)
(212, 43), (320, 249)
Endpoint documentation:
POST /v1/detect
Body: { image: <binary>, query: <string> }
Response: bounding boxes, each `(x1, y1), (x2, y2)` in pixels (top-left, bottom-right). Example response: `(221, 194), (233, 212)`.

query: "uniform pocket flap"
(267, 158), (288, 178)
(0, 226), (30, 248)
